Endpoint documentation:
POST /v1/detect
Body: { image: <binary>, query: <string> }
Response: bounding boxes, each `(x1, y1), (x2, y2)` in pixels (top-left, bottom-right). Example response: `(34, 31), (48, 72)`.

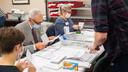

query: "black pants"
(93, 53), (128, 72)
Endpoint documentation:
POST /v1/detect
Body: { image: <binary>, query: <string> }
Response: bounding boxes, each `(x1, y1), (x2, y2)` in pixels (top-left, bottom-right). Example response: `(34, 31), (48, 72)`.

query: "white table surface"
(23, 29), (104, 72)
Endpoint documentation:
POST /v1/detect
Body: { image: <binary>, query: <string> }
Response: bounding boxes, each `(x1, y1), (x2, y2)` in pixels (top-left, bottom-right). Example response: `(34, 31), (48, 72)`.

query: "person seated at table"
(15, 9), (46, 54)
(54, 4), (79, 35)
(0, 27), (36, 72)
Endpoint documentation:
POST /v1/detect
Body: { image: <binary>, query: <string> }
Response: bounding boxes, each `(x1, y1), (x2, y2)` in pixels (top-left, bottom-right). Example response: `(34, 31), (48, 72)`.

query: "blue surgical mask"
(32, 24), (41, 29)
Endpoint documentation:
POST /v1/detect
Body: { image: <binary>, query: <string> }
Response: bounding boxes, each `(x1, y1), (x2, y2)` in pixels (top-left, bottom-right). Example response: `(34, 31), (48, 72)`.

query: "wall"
(0, 0), (46, 14)
(85, 0), (91, 7)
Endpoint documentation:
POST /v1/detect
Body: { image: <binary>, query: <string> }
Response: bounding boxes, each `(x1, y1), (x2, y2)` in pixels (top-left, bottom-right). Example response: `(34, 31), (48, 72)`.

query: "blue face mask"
(32, 24), (41, 29)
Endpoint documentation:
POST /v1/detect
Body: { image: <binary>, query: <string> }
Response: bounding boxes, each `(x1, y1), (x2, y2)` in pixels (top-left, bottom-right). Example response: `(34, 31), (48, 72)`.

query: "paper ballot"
(41, 33), (60, 45)
(26, 49), (33, 63)
(78, 22), (84, 30)
(41, 33), (49, 45)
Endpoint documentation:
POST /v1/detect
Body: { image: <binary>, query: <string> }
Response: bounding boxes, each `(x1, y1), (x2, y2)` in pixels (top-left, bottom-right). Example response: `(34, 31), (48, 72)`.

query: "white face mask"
(32, 24), (41, 29)
(16, 46), (24, 61)
(65, 13), (71, 18)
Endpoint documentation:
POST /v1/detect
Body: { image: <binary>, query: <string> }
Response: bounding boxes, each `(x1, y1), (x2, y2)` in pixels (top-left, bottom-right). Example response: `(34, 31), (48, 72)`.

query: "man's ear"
(14, 44), (21, 52)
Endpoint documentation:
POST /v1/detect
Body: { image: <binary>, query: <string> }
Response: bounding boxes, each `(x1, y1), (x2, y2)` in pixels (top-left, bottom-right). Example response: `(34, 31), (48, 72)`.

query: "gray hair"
(58, 4), (71, 15)
(28, 9), (43, 19)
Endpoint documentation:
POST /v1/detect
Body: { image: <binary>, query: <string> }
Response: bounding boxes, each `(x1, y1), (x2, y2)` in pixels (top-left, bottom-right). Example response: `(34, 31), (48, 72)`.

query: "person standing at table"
(54, 4), (79, 35)
(0, 27), (36, 72)
(15, 9), (46, 54)
(90, 0), (128, 72)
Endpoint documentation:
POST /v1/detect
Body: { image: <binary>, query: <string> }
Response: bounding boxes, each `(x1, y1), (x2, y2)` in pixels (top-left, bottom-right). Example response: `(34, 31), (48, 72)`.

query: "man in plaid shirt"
(90, 0), (128, 72)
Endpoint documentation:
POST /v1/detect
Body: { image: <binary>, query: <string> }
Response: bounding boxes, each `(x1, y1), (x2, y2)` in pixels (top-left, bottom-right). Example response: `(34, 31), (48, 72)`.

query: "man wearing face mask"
(15, 9), (46, 54)
(0, 27), (36, 72)
(53, 4), (79, 35)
